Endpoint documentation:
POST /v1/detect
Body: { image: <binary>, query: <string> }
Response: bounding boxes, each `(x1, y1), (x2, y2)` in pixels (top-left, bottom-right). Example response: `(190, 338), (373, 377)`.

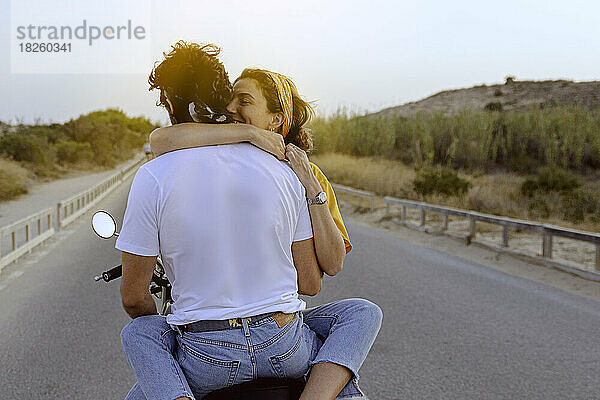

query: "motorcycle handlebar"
(94, 264), (122, 282)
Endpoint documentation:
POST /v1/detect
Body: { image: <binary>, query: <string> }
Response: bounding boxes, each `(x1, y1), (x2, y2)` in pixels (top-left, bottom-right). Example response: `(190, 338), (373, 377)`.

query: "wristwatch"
(307, 191), (327, 205)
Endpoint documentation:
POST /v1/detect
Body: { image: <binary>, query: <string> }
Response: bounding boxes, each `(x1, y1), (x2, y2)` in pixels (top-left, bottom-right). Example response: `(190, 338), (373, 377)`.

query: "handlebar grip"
(102, 265), (122, 282)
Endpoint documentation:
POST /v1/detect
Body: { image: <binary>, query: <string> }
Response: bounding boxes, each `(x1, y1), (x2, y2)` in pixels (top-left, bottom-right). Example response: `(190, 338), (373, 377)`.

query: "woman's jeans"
(121, 298), (383, 400)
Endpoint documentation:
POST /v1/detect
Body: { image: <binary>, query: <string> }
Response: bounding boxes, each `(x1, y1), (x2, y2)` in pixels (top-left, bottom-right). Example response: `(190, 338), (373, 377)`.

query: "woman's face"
(227, 78), (281, 132)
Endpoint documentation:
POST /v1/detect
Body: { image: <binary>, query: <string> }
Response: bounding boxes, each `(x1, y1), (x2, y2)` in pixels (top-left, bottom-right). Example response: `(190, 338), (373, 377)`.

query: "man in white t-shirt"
(117, 42), (323, 400)
(117, 144), (320, 322)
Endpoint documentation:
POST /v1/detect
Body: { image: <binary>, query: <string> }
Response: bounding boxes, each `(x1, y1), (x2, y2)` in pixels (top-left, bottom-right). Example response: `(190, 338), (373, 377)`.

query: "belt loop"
(241, 317), (250, 337)
(171, 323), (184, 336)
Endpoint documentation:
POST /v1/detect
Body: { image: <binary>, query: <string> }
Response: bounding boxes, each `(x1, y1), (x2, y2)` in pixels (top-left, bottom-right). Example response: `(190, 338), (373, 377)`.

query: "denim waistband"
(177, 311), (288, 333)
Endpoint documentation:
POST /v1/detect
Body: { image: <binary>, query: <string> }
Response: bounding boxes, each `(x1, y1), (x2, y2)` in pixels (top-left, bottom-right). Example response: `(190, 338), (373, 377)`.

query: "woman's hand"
(286, 144), (346, 276)
(249, 128), (286, 160)
(285, 143), (322, 197)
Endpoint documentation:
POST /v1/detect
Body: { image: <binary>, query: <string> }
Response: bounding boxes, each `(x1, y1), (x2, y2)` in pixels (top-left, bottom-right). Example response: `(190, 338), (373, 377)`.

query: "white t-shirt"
(115, 144), (313, 325)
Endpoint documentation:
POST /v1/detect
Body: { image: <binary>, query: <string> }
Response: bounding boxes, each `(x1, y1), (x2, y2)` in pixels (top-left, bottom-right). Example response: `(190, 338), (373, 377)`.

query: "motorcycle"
(91, 210), (305, 400)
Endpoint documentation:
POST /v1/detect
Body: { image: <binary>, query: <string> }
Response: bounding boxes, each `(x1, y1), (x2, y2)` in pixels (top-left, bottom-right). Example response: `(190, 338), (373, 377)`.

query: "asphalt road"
(1, 175), (599, 399)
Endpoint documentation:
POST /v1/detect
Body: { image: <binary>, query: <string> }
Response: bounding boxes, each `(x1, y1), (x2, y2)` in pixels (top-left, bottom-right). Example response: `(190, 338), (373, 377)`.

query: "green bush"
(484, 102), (503, 112)
(63, 108), (153, 167)
(0, 109), (156, 183)
(507, 155), (540, 174)
(0, 133), (46, 164)
(54, 140), (94, 165)
(561, 189), (599, 222)
(413, 168), (472, 197)
(520, 179), (539, 197)
(22, 124), (66, 145)
(527, 198), (551, 219)
(520, 167), (580, 196)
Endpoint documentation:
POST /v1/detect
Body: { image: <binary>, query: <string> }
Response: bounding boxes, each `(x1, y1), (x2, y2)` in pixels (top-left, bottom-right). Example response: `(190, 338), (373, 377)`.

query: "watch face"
(318, 192), (327, 203)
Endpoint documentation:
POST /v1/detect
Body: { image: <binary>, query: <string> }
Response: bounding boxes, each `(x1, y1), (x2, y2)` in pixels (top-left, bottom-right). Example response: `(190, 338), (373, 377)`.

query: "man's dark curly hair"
(148, 41), (232, 124)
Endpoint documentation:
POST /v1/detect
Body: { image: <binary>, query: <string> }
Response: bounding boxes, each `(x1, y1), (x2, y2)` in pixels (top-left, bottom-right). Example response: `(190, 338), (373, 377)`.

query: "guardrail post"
(11, 231), (16, 251)
(595, 245), (600, 272)
(502, 226), (509, 247)
(420, 208), (426, 226)
(469, 217), (476, 238)
(37, 219), (41, 235)
(442, 214), (448, 231)
(25, 224), (31, 253)
(542, 229), (553, 258)
(370, 197), (374, 213)
(56, 204), (61, 231)
(401, 206), (406, 223)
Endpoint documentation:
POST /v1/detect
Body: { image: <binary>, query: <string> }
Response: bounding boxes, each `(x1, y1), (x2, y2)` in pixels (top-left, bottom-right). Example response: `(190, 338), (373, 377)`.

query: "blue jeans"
(303, 299), (382, 398)
(122, 298), (382, 399)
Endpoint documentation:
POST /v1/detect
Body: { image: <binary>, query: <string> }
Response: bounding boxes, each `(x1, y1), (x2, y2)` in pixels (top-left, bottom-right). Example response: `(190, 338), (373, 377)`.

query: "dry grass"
(310, 152), (600, 233)
(309, 153), (416, 198)
(0, 157), (31, 201)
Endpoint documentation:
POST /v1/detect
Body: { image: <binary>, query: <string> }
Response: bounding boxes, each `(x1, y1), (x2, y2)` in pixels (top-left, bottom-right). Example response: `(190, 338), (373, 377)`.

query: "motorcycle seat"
(203, 377), (305, 400)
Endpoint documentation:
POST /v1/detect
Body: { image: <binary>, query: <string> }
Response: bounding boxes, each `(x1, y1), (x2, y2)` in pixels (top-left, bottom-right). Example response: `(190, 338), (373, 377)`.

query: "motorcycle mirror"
(92, 211), (118, 239)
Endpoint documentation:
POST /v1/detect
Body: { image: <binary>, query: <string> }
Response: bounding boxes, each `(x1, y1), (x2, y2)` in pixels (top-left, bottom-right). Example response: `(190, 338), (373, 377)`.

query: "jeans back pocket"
(178, 340), (240, 394)
(268, 324), (315, 379)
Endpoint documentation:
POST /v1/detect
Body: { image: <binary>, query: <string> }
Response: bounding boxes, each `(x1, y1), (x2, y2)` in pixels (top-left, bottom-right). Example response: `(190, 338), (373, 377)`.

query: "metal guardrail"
(383, 197), (600, 272)
(0, 156), (145, 272)
(0, 208), (54, 271)
(331, 184), (375, 213)
(57, 157), (145, 229)
(57, 172), (121, 229)
(330, 183), (600, 277)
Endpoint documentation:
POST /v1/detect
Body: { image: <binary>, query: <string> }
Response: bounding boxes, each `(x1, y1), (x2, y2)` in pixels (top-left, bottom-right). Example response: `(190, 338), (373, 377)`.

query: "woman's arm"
(149, 123), (285, 159)
(292, 238), (324, 296)
(285, 144), (346, 276)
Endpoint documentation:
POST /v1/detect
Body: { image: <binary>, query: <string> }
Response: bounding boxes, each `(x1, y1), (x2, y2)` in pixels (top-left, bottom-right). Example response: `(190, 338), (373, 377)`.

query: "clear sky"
(1, 0), (599, 125)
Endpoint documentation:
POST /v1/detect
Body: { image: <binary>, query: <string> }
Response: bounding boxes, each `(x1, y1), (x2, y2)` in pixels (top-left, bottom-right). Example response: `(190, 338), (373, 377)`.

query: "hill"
(374, 78), (600, 117)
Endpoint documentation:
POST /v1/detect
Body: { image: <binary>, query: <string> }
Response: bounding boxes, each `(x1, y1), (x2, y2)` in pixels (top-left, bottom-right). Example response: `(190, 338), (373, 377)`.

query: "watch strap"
(307, 191), (327, 205)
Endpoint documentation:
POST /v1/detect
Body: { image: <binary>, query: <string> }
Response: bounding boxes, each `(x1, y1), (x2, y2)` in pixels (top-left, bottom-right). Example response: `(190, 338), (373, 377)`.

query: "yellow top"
(309, 162), (353, 253)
